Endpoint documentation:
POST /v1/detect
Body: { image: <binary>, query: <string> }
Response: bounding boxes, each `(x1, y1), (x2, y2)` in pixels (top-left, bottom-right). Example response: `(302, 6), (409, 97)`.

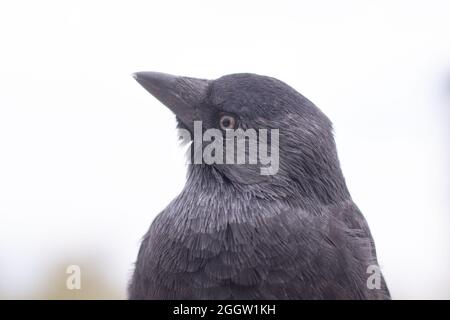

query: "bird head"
(133, 72), (349, 203)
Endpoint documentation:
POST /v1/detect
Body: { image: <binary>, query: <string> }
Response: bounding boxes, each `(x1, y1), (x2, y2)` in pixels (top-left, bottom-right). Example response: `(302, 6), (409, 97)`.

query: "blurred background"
(0, 0), (449, 299)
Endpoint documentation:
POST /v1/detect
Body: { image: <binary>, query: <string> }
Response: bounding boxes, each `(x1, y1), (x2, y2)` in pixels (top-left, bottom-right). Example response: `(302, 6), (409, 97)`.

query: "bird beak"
(132, 71), (209, 129)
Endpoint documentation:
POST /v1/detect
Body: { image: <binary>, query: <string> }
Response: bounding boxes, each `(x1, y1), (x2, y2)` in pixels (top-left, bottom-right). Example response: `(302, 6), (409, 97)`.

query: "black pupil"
(221, 117), (231, 128)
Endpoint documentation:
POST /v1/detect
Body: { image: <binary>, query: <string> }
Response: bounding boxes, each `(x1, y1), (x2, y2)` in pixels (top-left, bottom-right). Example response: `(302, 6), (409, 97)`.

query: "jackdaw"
(129, 72), (390, 299)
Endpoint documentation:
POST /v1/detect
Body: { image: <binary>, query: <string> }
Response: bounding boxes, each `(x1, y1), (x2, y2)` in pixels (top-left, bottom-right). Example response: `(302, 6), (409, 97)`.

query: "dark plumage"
(129, 72), (390, 299)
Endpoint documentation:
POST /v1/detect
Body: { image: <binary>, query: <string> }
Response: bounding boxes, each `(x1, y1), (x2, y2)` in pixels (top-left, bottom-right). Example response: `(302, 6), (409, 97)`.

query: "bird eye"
(219, 115), (236, 130)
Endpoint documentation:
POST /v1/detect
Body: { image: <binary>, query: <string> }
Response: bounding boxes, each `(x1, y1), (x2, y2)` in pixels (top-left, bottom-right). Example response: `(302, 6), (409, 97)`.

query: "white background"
(0, 0), (449, 299)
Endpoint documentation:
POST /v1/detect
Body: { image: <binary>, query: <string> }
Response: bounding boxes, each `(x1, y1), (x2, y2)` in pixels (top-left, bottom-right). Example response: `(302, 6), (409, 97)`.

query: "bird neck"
(184, 163), (351, 208)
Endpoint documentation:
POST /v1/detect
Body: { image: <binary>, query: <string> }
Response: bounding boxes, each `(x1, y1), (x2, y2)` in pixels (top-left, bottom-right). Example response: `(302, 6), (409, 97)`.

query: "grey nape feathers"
(129, 72), (390, 300)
